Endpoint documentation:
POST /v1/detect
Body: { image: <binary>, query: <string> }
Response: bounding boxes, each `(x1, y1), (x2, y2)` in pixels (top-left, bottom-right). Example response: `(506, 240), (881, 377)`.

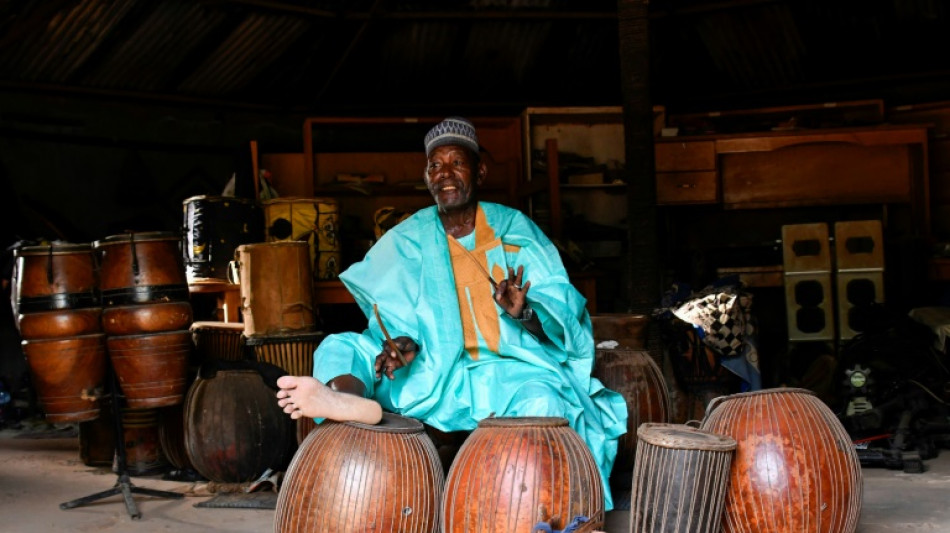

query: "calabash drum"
(275, 413), (444, 533)
(442, 417), (604, 533)
(17, 308), (102, 340)
(592, 348), (671, 475)
(101, 301), (193, 336)
(246, 331), (323, 442)
(190, 321), (247, 362)
(231, 242), (315, 337)
(106, 330), (191, 408)
(21, 333), (107, 422)
(182, 195), (264, 283)
(13, 243), (98, 315)
(94, 232), (189, 306)
(262, 197), (341, 280)
(700, 388), (863, 533)
(630, 423), (736, 533)
(183, 368), (296, 483)
(158, 403), (196, 473)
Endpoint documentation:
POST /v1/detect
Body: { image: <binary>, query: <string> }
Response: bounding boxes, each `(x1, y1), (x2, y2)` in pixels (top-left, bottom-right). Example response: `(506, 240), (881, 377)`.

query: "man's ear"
(477, 163), (488, 184)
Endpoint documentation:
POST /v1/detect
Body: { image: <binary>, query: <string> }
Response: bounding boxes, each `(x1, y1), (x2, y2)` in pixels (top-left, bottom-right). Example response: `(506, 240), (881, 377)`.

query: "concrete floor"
(1, 423), (949, 532)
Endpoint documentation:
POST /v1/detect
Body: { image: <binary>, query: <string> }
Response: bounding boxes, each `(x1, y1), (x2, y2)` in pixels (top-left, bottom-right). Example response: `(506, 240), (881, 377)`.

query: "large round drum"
(231, 242), (315, 337)
(275, 413), (444, 533)
(630, 423), (736, 533)
(262, 197), (341, 280)
(701, 388), (863, 533)
(21, 333), (107, 423)
(94, 232), (189, 306)
(592, 348), (670, 475)
(182, 195), (264, 283)
(184, 368), (296, 483)
(442, 417), (604, 533)
(13, 243), (98, 314)
(106, 330), (191, 408)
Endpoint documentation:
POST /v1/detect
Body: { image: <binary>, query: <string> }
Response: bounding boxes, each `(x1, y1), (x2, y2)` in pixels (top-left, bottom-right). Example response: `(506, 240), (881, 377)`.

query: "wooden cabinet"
(654, 140), (718, 204)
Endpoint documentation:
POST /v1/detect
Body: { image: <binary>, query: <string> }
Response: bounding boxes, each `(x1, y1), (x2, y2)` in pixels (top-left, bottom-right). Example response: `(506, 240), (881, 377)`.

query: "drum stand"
(60, 368), (183, 519)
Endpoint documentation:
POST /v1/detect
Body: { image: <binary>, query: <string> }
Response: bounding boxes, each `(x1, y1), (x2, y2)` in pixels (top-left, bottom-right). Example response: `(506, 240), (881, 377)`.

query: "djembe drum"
(442, 417), (604, 533)
(630, 423), (736, 533)
(95, 232), (193, 409)
(190, 321), (247, 362)
(231, 242), (315, 337)
(701, 388), (863, 533)
(262, 197), (341, 280)
(182, 195), (264, 283)
(275, 413), (444, 533)
(246, 331), (324, 442)
(14, 243), (106, 422)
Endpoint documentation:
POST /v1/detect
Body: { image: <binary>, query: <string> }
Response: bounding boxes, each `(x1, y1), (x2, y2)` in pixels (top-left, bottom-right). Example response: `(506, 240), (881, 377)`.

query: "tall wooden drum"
(182, 195), (264, 283)
(106, 330), (191, 408)
(231, 242), (315, 337)
(442, 417), (604, 533)
(700, 388), (863, 533)
(262, 197), (341, 280)
(94, 232), (189, 306)
(592, 348), (670, 475)
(630, 423), (736, 533)
(20, 333), (107, 422)
(13, 243), (98, 315)
(275, 413), (444, 533)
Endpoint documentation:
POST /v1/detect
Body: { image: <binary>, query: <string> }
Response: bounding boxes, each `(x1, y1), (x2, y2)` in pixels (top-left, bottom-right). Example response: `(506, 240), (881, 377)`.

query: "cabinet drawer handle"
(677, 183), (695, 189)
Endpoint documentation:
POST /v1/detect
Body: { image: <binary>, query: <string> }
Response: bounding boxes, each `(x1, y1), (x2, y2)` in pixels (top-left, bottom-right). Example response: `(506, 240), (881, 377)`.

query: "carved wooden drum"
(13, 242), (98, 315)
(630, 423), (736, 533)
(20, 333), (107, 422)
(106, 330), (191, 408)
(275, 413), (443, 533)
(94, 232), (189, 306)
(700, 387), (863, 533)
(442, 416), (604, 533)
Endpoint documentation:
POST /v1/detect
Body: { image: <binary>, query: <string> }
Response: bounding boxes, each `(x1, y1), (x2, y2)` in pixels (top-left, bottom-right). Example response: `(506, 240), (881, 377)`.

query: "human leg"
(276, 375), (382, 425)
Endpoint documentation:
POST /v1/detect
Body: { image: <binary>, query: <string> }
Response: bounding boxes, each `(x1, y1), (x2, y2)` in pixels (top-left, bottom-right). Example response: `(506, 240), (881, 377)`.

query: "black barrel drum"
(182, 195), (264, 283)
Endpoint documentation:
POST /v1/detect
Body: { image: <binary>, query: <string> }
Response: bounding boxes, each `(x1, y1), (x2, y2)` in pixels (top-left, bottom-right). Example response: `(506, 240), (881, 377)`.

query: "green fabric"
(313, 202), (628, 509)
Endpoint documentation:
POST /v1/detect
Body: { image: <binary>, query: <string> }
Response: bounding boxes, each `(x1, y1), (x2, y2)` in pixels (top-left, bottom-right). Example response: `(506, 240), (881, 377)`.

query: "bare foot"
(276, 375), (383, 425)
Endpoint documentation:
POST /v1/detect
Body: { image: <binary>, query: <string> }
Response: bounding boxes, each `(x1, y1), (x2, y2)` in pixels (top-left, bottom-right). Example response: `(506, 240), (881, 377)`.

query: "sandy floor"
(2, 421), (950, 532)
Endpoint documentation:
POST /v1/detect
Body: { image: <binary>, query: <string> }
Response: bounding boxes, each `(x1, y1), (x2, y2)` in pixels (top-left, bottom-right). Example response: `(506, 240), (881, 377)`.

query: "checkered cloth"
(672, 285), (748, 358)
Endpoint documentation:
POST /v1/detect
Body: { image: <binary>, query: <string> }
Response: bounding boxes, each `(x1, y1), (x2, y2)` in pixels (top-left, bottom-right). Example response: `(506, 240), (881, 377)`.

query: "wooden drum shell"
(232, 242), (315, 337)
(101, 301), (193, 336)
(700, 387), (863, 533)
(184, 369), (296, 483)
(106, 330), (191, 409)
(190, 321), (247, 362)
(630, 423), (736, 533)
(275, 413), (444, 533)
(94, 232), (189, 305)
(21, 333), (107, 423)
(442, 416), (605, 533)
(17, 308), (102, 340)
(14, 243), (98, 314)
(592, 348), (671, 474)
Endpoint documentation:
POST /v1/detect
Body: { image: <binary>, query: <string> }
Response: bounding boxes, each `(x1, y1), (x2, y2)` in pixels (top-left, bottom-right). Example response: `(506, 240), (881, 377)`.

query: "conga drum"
(231, 242), (315, 337)
(246, 331), (324, 442)
(13, 242), (98, 315)
(94, 232), (189, 306)
(190, 321), (247, 362)
(630, 423), (736, 533)
(700, 388), (863, 533)
(184, 368), (296, 483)
(442, 417), (604, 533)
(275, 413), (444, 533)
(592, 348), (670, 475)
(182, 195), (264, 283)
(17, 308), (102, 340)
(262, 197), (341, 280)
(106, 330), (192, 408)
(101, 301), (193, 336)
(20, 333), (107, 422)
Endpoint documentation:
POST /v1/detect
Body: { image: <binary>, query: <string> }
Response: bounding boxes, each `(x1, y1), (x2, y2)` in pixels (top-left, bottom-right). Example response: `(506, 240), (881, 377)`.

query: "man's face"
(424, 145), (484, 212)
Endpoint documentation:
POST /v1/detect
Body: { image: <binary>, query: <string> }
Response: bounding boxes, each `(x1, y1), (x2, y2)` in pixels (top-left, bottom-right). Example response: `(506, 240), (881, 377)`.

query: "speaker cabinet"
(783, 223), (835, 341)
(834, 220), (885, 340)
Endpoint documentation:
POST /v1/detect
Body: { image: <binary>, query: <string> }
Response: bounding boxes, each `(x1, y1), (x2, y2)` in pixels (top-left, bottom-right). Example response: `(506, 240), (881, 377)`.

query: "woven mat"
(194, 492), (277, 510)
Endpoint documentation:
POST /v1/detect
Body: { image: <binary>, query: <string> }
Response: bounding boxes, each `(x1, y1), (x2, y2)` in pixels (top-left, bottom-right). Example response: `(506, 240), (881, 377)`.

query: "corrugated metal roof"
(0, 0), (947, 112)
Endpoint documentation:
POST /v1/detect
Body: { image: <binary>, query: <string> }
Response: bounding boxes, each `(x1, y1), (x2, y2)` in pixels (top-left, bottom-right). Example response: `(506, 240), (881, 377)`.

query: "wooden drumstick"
(373, 303), (408, 366)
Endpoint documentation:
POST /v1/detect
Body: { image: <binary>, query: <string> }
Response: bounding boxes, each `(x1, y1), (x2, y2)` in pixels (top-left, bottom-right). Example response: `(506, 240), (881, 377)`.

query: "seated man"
(276, 117), (627, 509)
